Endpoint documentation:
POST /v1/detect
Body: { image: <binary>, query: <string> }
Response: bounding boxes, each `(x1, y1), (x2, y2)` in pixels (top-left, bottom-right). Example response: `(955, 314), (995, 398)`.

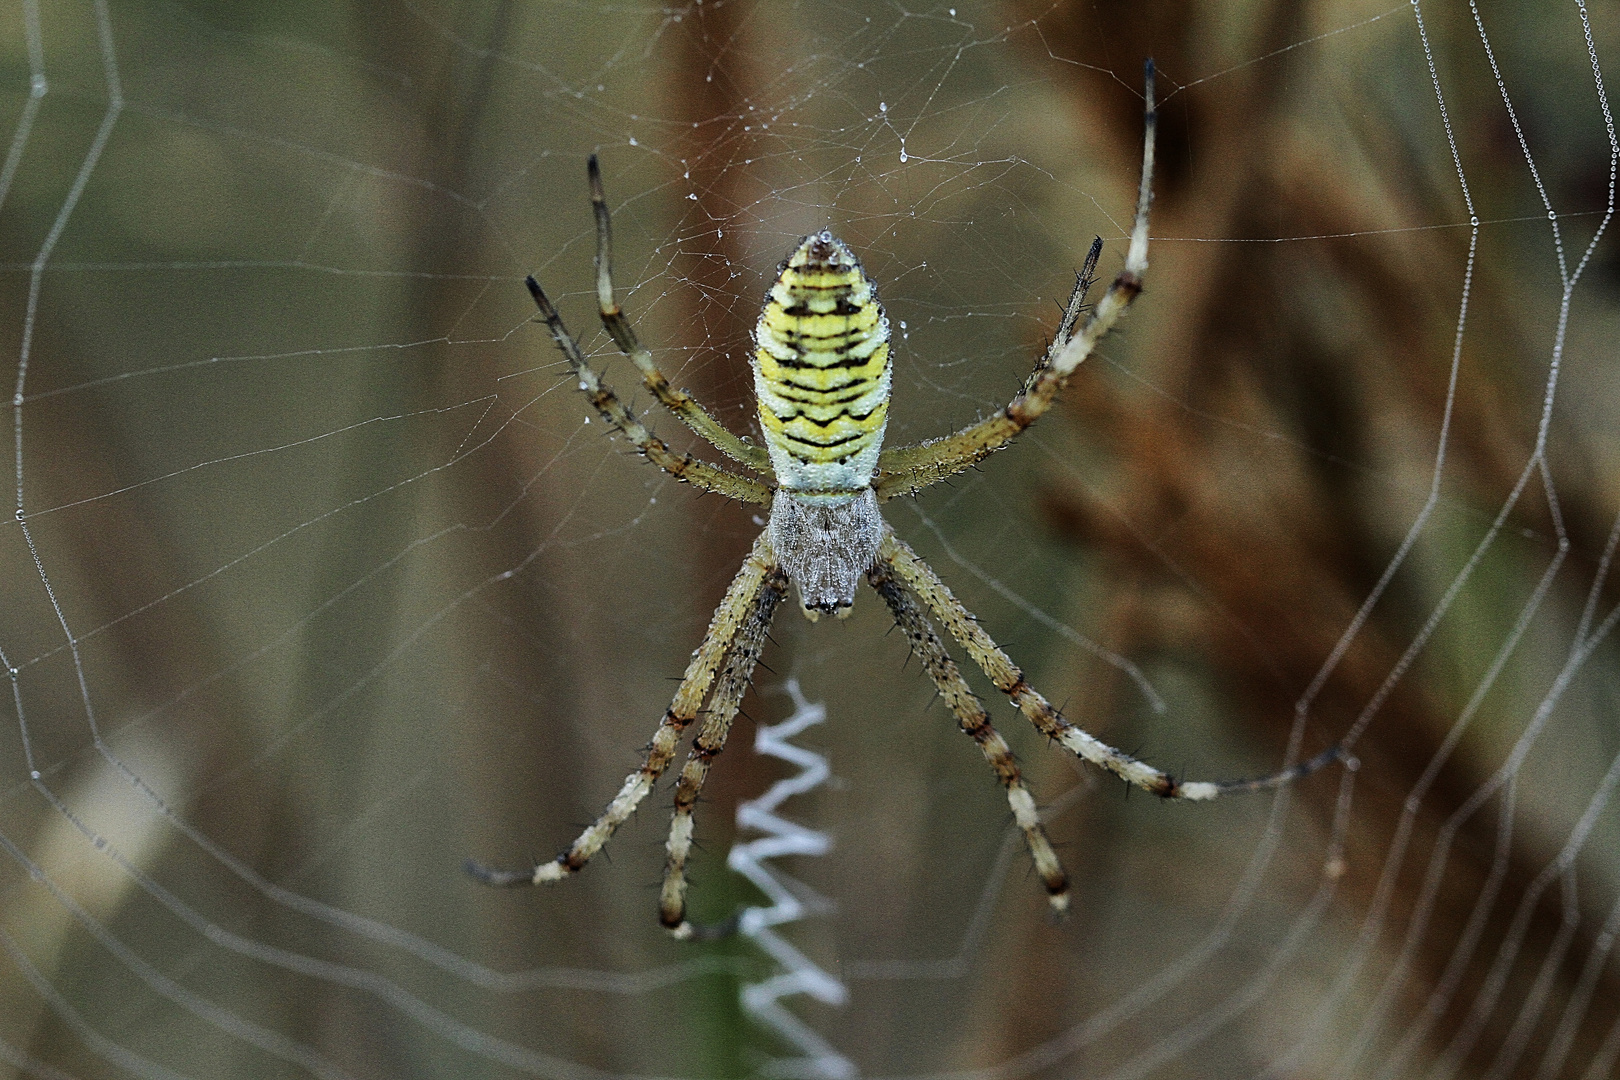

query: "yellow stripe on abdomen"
(753, 231), (892, 498)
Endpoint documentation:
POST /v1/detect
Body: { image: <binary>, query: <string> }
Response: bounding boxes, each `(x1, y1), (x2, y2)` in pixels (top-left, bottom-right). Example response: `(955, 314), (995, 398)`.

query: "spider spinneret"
(470, 61), (1344, 939)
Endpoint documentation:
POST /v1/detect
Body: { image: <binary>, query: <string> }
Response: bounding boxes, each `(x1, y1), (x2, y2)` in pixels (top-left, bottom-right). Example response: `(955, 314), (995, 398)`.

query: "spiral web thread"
(727, 680), (855, 1080)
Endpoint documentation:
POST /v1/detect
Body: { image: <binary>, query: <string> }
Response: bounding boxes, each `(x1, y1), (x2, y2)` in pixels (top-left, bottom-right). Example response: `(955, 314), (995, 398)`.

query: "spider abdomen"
(754, 230), (892, 496)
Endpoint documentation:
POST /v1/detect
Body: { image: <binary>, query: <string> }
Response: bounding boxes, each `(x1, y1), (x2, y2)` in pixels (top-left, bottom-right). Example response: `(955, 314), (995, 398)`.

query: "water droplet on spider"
(579, 380), (590, 391)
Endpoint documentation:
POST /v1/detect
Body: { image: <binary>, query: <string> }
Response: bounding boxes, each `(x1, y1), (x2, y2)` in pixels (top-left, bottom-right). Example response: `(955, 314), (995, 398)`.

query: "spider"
(469, 62), (1342, 938)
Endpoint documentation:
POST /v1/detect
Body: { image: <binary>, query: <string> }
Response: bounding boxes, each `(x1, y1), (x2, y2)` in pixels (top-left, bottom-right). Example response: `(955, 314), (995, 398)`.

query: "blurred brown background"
(1, 0), (1618, 1077)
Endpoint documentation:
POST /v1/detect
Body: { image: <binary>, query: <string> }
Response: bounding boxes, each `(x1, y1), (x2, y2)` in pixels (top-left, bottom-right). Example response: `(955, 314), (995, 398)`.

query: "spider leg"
(467, 533), (780, 888)
(867, 560), (1071, 914)
(587, 156), (773, 475)
(876, 529), (1342, 799)
(1017, 237), (1103, 399)
(662, 563), (788, 937)
(874, 60), (1158, 501)
(526, 276), (774, 505)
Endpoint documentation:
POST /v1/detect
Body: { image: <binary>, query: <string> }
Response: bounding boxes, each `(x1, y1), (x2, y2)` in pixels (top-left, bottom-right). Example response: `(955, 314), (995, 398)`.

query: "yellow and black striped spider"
(470, 63), (1341, 938)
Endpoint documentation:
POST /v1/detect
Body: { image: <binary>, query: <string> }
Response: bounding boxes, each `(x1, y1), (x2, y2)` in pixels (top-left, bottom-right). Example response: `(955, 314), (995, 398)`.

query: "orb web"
(1, 0), (1618, 1077)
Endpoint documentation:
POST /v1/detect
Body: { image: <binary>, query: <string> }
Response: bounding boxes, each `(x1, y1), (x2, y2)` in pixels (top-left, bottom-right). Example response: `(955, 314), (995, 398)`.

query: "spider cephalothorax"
(471, 62), (1342, 938)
